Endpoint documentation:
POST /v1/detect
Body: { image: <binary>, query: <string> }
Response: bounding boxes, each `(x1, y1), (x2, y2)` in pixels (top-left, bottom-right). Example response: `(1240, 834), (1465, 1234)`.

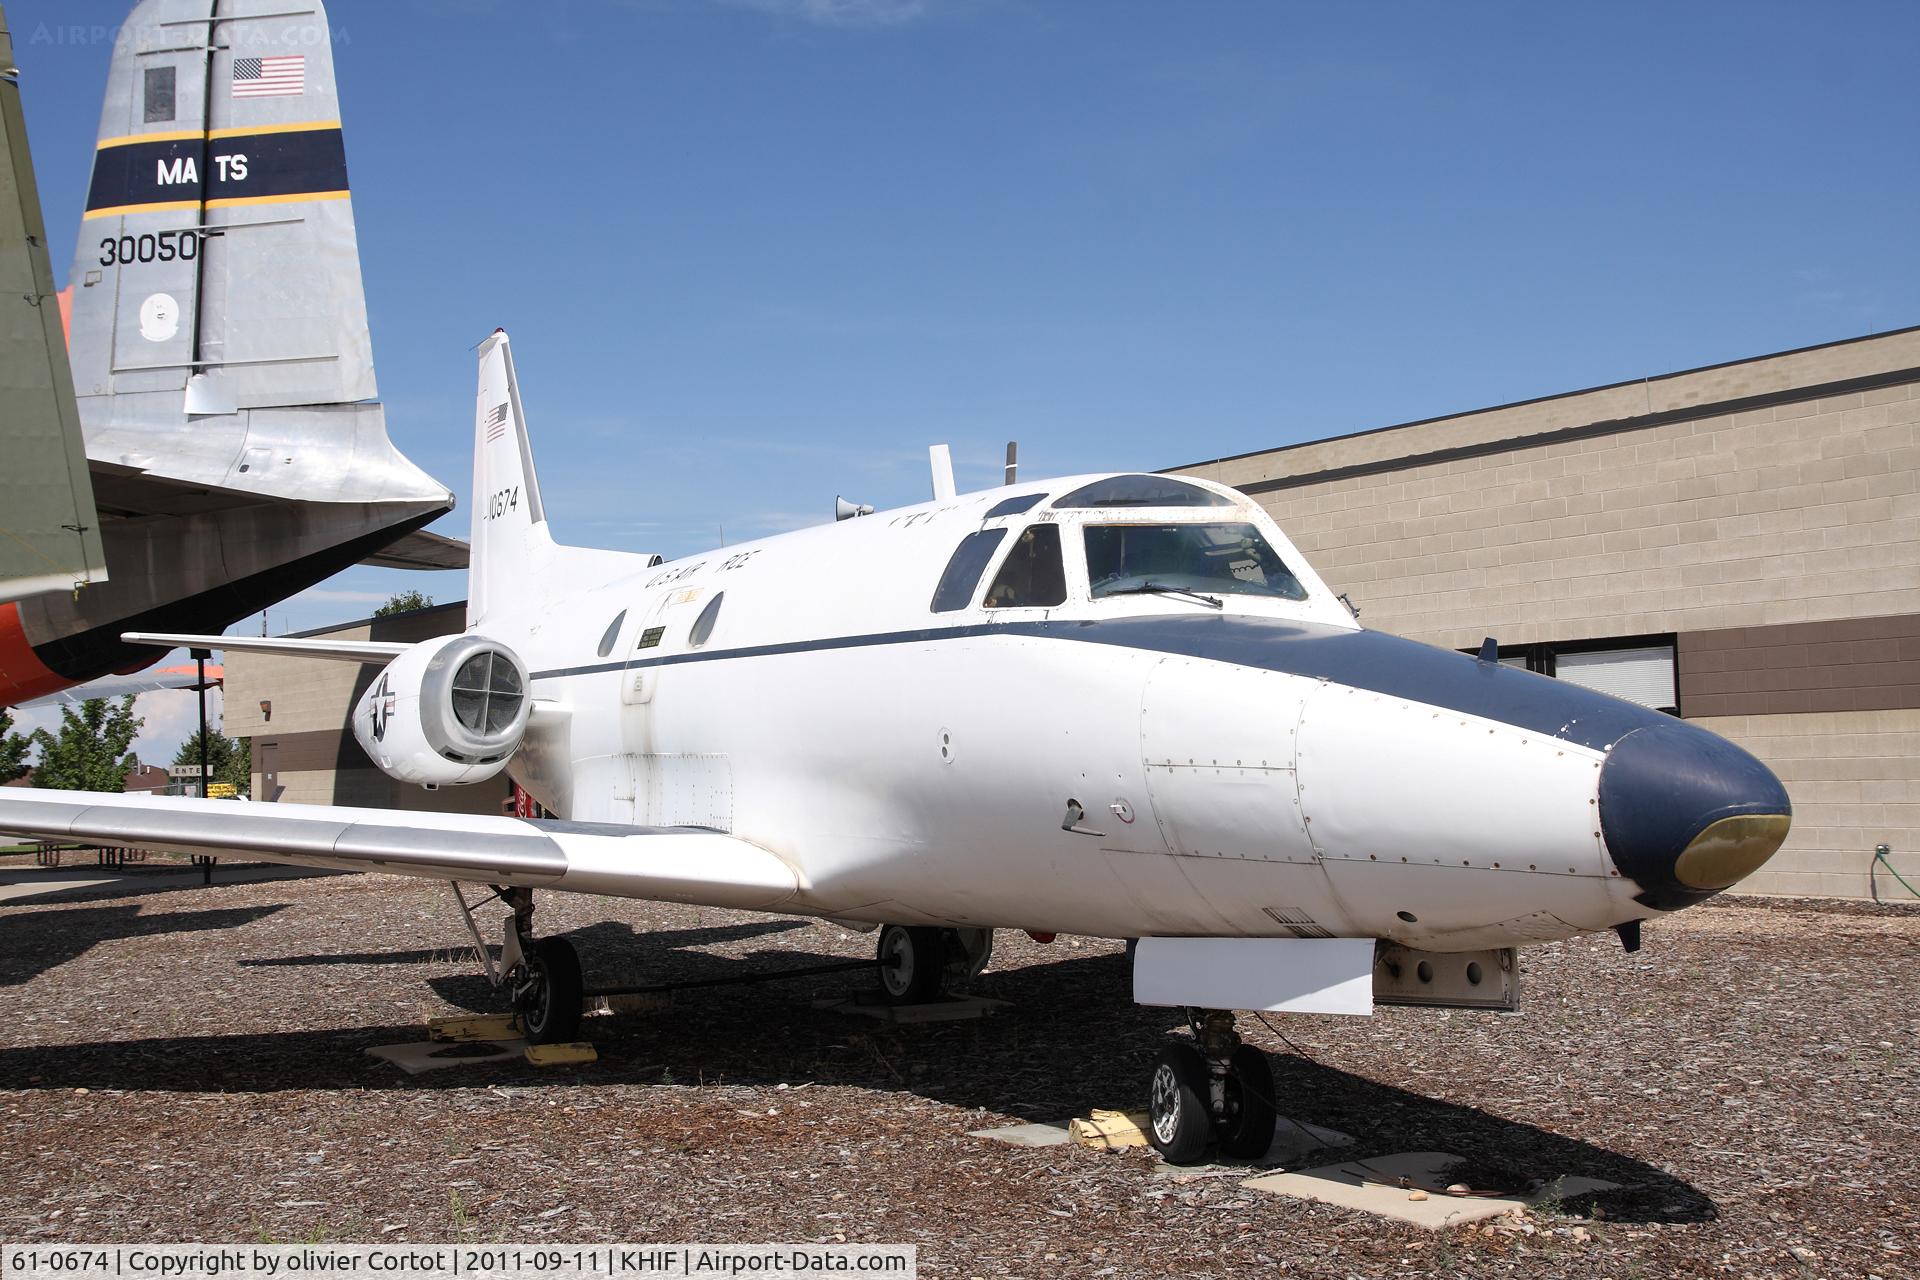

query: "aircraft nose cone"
(1598, 720), (1792, 910)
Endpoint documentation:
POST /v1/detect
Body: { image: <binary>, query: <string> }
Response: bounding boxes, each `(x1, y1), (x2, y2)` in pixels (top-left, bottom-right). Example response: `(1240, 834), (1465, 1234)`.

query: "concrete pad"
(812, 994), (1008, 1023)
(0, 861), (333, 904)
(365, 1038), (522, 1075)
(0, 872), (117, 903)
(427, 1013), (520, 1042)
(1153, 1115), (1356, 1179)
(1242, 1151), (1618, 1230)
(970, 1121), (1075, 1148)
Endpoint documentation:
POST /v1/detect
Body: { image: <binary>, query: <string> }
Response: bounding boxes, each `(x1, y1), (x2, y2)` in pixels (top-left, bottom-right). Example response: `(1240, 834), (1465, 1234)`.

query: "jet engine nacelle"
(352, 634), (531, 787)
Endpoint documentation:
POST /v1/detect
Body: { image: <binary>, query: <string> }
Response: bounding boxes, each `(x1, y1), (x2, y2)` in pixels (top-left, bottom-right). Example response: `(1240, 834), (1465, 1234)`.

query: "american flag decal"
(484, 404), (509, 443)
(231, 55), (305, 98)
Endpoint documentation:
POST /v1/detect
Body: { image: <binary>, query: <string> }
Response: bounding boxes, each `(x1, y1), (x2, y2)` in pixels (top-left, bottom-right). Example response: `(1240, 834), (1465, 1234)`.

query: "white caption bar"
(0, 1246), (917, 1280)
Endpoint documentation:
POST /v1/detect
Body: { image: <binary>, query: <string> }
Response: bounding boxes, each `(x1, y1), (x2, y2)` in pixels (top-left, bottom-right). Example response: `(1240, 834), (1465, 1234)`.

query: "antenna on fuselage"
(928, 444), (957, 501)
(835, 496), (874, 521)
(1004, 441), (1018, 485)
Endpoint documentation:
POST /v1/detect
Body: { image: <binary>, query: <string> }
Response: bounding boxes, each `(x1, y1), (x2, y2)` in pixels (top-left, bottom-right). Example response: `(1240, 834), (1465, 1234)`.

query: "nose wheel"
(1146, 1009), (1278, 1165)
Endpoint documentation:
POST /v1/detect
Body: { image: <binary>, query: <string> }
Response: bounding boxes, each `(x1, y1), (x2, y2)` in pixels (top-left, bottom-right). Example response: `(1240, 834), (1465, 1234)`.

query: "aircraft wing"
(122, 632), (412, 663)
(359, 529), (471, 571)
(0, 19), (107, 604)
(0, 790), (801, 912)
(11, 662), (220, 709)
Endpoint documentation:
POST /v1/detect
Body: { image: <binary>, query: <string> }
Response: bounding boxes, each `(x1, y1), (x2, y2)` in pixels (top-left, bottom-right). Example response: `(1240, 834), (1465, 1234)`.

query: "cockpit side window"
(984, 524), (1067, 609)
(930, 529), (1008, 612)
(1052, 475), (1233, 509)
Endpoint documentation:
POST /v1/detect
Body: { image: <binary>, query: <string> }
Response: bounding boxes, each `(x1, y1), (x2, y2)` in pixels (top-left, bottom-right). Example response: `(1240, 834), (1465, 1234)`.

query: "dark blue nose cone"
(1598, 720), (1792, 911)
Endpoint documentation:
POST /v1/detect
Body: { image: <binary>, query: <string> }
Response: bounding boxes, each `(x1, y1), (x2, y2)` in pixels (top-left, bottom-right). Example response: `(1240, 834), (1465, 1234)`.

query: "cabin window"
(984, 493), (1046, 518)
(930, 529), (1008, 612)
(596, 610), (626, 658)
(1084, 523), (1307, 601)
(984, 524), (1067, 609)
(1052, 474), (1232, 509)
(689, 592), (724, 648)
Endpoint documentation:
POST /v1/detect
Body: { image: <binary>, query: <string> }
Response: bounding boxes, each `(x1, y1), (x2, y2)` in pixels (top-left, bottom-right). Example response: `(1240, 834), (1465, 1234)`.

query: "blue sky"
(10, 0), (1919, 752)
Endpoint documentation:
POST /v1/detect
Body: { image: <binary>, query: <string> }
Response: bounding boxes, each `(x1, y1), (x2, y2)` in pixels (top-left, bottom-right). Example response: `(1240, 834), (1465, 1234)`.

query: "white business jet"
(0, 332), (1792, 1163)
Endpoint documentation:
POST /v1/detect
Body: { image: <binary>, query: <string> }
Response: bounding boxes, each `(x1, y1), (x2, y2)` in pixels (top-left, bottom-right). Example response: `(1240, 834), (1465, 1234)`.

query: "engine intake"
(352, 635), (532, 787)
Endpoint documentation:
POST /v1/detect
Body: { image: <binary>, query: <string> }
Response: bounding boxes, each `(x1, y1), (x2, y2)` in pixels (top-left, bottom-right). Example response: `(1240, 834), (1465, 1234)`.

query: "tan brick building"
(222, 602), (509, 817)
(1176, 326), (1920, 900)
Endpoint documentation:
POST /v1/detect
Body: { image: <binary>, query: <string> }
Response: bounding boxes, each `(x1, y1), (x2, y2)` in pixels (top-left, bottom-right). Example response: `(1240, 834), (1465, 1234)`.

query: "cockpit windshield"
(1084, 523), (1308, 602)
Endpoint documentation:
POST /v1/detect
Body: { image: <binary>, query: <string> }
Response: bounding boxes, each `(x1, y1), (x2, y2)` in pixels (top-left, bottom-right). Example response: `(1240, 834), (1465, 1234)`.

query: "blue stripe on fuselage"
(531, 613), (1661, 752)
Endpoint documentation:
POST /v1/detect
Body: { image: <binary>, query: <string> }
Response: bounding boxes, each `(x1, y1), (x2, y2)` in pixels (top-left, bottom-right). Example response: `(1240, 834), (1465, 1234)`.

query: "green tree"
(172, 729), (252, 797)
(0, 708), (31, 783)
(29, 697), (143, 792)
(373, 589), (434, 617)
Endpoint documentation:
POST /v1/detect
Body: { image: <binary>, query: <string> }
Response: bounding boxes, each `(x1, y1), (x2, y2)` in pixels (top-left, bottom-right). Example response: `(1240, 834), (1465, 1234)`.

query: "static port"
(1396, 910), (1418, 923)
(1416, 961), (1433, 983)
(1466, 961), (1483, 985)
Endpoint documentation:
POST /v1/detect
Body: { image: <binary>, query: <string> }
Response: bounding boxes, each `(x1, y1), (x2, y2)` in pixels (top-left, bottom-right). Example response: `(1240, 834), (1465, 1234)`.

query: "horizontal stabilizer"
(121, 631), (409, 663)
(0, 790), (801, 912)
(12, 661), (220, 709)
(360, 529), (470, 571)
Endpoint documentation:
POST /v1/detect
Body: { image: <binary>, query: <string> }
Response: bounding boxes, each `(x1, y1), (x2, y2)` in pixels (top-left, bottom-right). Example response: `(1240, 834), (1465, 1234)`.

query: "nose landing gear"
(1147, 1008), (1277, 1165)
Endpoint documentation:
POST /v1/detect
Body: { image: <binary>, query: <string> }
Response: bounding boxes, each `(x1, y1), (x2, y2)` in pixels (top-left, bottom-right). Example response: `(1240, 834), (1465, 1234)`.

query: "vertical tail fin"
(67, 0), (374, 415)
(468, 330), (551, 628)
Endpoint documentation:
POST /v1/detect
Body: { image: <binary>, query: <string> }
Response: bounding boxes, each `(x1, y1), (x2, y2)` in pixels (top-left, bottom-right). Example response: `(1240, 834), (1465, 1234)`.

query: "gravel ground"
(1, 854), (1916, 1279)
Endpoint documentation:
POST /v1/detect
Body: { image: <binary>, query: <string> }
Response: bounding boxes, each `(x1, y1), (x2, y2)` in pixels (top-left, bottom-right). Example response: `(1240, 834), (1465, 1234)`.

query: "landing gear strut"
(1147, 1008), (1276, 1165)
(498, 887), (582, 1045)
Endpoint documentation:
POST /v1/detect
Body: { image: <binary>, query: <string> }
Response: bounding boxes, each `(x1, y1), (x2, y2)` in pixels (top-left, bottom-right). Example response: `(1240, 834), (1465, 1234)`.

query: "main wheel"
(876, 925), (946, 1004)
(1215, 1044), (1277, 1160)
(519, 936), (583, 1045)
(1147, 1042), (1212, 1164)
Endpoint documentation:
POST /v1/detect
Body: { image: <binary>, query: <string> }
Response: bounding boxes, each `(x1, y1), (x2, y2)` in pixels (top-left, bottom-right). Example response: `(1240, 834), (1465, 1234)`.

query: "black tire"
(520, 936), (583, 1045)
(1216, 1044), (1277, 1161)
(1147, 1042), (1212, 1164)
(876, 925), (946, 1004)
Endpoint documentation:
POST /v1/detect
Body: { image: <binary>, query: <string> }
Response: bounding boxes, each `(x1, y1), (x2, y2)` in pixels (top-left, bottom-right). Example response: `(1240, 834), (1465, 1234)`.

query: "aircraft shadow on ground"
(0, 903), (288, 987)
(0, 928), (1712, 1225)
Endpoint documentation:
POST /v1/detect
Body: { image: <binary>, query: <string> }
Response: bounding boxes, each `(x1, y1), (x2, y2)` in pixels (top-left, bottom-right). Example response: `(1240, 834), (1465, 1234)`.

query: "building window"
(1553, 645), (1677, 715)
(1469, 636), (1679, 715)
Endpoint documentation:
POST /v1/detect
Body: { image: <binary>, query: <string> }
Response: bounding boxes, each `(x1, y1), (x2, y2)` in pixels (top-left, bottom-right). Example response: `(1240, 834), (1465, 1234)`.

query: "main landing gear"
(452, 884), (583, 1045)
(1147, 1008), (1277, 1165)
(874, 924), (994, 1004)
